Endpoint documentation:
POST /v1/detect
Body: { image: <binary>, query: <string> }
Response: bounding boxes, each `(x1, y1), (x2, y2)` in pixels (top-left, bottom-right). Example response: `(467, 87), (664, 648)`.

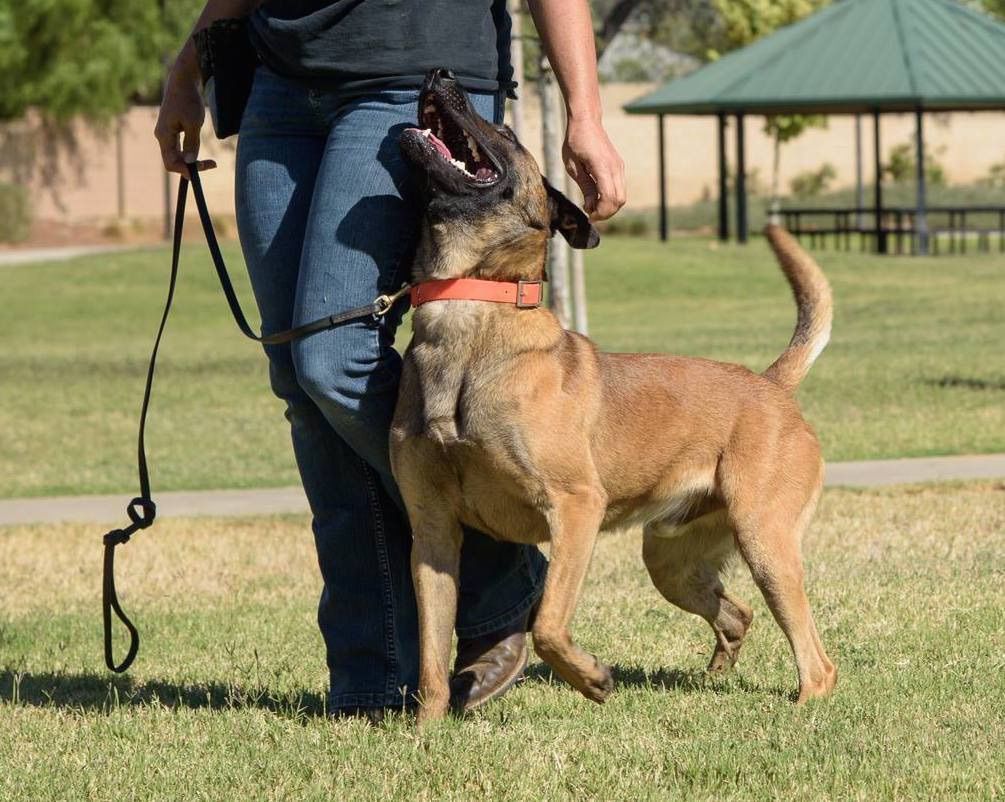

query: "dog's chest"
(405, 310), (550, 541)
(408, 303), (497, 444)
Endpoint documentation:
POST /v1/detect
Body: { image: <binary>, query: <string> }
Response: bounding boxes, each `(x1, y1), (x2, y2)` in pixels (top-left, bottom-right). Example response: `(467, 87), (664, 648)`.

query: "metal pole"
(855, 114), (864, 229)
(735, 113), (748, 245)
(873, 110), (885, 254)
(915, 108), (929, 256)
(657, 114), (667, 242)
(717, 114), (729, 242)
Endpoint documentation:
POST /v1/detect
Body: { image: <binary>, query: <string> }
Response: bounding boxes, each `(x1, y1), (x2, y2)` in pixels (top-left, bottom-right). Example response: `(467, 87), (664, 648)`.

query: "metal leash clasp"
(372, 283), (413, 319)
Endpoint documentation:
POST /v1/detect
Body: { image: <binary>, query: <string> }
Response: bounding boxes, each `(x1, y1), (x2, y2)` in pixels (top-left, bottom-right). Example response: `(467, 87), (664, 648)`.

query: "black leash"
(101, 164), (410, 672)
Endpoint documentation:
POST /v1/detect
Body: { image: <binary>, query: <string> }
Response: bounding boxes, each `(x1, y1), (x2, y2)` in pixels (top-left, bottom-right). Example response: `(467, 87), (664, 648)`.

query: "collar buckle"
(515, 280), (543, 309)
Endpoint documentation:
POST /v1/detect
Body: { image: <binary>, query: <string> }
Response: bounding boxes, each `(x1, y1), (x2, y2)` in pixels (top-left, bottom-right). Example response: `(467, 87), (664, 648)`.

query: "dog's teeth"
(465, 134), (480, 160)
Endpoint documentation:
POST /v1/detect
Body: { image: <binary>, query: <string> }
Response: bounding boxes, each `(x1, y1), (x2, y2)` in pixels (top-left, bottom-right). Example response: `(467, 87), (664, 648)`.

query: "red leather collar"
(411, 278), (543, 309)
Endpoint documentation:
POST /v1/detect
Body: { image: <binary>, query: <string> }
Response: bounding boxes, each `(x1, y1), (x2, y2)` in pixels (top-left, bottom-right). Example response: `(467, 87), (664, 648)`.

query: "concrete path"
(1, 454), (1003, 527)
(0, 243), (159, 267)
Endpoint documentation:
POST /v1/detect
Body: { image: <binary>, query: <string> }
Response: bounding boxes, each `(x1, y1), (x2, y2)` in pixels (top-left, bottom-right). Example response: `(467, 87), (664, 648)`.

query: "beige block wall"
(14, 84), (1005, 224)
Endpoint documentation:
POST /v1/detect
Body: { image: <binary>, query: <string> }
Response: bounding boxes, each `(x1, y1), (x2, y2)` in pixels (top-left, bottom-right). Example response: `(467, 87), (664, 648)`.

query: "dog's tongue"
(427, 132), (451, 159)
(475, 166), (495, 181)
(406, 127), (452, 160)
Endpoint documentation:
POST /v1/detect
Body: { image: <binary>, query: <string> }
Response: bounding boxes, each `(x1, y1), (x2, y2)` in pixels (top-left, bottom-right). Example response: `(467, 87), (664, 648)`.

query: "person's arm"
(155, 0), (265, 175)
(526, 0), (626, 220)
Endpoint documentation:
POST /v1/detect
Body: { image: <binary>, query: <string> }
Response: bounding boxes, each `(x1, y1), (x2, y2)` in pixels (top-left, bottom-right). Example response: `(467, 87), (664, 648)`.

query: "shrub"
(979, 162), (1005, 189)
(789, 163), (837, 199)
(0, 182), (32, 243)
(598, 211), (652, 237)
(885, 143), (947, 186)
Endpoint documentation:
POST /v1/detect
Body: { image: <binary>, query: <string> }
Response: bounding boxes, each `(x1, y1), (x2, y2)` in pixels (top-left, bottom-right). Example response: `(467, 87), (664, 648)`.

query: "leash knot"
(103, 528), (132, 547)
(127, 497), (157, 528)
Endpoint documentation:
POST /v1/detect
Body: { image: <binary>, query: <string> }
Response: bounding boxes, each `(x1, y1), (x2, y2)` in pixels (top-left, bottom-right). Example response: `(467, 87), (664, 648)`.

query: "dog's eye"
(497, 126), (518, 142)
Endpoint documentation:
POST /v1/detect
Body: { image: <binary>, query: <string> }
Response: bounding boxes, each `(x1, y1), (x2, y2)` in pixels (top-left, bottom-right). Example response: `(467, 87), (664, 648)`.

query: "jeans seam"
(328, 691), (416, 713)
(360, 459), (402, 699)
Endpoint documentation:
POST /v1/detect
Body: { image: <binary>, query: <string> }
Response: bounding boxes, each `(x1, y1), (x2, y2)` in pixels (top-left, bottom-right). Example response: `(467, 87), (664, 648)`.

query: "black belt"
(101, 164), (409, 672)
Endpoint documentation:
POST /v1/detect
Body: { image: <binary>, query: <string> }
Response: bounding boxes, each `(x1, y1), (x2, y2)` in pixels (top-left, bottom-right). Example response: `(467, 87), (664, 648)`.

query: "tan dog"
(393, 70), (837, 724)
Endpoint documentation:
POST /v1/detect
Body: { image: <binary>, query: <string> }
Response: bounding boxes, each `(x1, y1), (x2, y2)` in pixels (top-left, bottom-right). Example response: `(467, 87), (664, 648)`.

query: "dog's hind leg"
(729, 490), (836, 703)
(531, 486), (612, 703)
(642, 514), (754, 673)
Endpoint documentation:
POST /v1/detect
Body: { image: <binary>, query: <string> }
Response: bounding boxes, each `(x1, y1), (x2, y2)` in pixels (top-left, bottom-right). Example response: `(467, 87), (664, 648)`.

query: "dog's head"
(400, 69), (599, 281)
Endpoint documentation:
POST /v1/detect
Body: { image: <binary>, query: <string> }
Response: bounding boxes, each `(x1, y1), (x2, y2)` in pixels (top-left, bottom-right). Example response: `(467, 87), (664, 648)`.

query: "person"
(155, 0), (626, 717)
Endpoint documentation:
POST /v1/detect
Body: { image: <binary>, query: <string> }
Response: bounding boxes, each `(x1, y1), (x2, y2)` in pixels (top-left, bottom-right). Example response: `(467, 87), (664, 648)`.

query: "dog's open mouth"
(401, 94), (501, 186)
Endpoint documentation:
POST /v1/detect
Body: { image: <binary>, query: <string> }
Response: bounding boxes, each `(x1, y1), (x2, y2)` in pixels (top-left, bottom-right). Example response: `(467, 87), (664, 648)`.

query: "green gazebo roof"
(625, 0), (1005, 116)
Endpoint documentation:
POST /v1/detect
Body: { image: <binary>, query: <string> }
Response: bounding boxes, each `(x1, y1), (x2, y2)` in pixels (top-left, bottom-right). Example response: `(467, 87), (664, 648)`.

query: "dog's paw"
(581, 658), (614, 703)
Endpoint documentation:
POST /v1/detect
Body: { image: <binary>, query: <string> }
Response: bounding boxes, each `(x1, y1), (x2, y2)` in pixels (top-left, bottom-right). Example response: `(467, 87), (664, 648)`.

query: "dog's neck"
(411, 219), (548, 284)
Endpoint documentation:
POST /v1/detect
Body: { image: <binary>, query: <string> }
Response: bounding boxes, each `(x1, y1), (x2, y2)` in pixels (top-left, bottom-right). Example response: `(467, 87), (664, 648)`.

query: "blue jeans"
(235, 67), (547, 712)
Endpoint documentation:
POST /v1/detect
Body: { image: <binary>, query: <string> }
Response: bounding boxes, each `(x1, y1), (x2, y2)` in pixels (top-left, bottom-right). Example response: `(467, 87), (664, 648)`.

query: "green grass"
(1, 235), (1003, 498)
(1, 483), (1003, 799)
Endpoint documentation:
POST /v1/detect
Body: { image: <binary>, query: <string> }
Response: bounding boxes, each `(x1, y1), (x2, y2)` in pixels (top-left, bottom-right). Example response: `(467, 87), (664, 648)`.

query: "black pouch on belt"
(193, 18), (259, 139)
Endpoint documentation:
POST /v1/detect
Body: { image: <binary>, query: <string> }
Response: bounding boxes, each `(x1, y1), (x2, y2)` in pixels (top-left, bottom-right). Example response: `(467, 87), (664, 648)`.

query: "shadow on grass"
(924, 375), (1005, 392)
(524, 661), (790, 700)
(0, 668), (330, 719)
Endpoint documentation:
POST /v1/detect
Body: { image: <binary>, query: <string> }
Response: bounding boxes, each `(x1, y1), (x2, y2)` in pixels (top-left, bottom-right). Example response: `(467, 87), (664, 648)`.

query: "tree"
(706, 1), (831, 214)
(764, 114), (828, 217)
(0, 1), (200, 220)
(709, 0), (830, 56)
(0, 0), (186, 124)
(971, 0), (1005, 18)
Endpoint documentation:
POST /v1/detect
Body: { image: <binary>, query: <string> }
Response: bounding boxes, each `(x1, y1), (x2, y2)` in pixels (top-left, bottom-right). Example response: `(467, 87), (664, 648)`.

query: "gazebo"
(625, 0), (1005, 254)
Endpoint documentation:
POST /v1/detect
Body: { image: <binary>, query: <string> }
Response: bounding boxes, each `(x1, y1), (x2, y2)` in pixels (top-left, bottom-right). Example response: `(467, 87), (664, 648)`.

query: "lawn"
(1, 235), (1003, 498)
(1, 483), (1002, 799)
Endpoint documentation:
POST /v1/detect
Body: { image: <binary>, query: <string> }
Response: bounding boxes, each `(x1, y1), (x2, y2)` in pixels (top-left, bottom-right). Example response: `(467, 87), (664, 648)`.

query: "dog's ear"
(543, 177), (600, 250)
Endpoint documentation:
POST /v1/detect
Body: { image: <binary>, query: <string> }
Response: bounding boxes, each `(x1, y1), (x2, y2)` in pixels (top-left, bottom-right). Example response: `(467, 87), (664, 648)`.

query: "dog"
(392, 69), (837, 724)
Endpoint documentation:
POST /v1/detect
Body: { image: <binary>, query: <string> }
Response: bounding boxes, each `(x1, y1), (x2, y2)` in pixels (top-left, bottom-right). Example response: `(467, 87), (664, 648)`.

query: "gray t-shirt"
(249, 0), (515, 96)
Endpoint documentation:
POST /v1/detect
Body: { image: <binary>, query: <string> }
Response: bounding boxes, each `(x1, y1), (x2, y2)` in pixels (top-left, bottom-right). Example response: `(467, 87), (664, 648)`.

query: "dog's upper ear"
(543, 177), (600, 250)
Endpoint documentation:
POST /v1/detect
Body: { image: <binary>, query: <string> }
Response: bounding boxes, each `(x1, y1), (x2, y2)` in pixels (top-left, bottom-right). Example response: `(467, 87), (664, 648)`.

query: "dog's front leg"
(532, 485), (612, 703)
(410, 510), (463, 725)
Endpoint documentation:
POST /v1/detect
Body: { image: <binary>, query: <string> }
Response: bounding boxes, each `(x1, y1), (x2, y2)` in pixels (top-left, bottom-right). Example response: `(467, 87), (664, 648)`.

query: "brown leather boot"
(450, 611), (533, 713)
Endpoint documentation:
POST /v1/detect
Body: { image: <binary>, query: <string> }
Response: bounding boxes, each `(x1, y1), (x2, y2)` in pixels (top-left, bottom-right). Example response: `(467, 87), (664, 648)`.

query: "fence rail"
(779, 206), (1005, 255)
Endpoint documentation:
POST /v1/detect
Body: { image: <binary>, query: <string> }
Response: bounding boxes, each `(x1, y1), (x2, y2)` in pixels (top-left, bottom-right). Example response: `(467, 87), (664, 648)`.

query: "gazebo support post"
(717, 114), (729, 242)
(657, 114), (668, 242)
(873, 110), (886, 254)
(915, 108), (929, 255)
(735, 113), (748, 244)
(855, 114), (864, 230)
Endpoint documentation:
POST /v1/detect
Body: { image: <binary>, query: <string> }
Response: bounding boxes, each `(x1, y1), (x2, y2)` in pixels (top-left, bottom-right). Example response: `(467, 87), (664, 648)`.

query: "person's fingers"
(155, 119), (189, 175)
(564, 155), (597, 214)
(590, 156), (627, 221)
(184, 158), (218, 174)
(181, 123), (202, 167)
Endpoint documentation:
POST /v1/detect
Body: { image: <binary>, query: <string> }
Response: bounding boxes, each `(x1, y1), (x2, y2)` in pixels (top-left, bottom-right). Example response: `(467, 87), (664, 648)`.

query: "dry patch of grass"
(1, 484), (1003, 800)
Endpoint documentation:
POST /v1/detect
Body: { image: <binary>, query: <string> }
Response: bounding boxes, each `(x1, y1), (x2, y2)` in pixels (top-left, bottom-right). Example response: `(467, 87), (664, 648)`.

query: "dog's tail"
(761, 225), (833, 393)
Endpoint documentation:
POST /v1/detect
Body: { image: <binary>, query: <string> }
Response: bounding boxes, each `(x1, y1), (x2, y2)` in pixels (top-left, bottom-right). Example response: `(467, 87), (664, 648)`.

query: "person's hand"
(563, 117), (626, 221)
(154, 49), (215, 176)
